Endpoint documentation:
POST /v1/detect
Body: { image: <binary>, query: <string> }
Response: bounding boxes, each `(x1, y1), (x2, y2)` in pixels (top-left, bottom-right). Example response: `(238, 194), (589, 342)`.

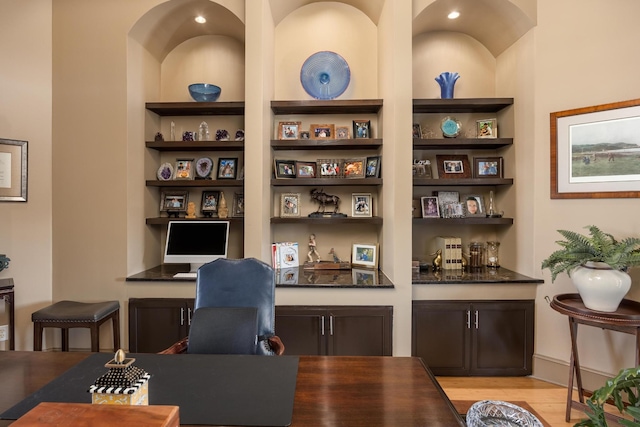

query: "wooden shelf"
(146, 141), (244, 151)
(413, 178), (513, 186)
(146, 179), (244, 187)
(146, 217), (244, 225)
(271, 139), (382, 150)
(271, 216), (383, 225)
(271, 99), (383, 115)
(272, 178), (382, 186)
(413, 138), (512, 150)
(413, 217), (513, 225)
(145, 101), (244, 116)
(413, 98), (513, 113)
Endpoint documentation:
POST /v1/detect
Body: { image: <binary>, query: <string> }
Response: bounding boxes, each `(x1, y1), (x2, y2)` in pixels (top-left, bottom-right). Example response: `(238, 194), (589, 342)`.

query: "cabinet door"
(412, 301), (470, 375)
(471, 301), (534, 376)
(275, 306), (327, 355)
(128, 298), (194, 353)
(328, 306), (393, 356)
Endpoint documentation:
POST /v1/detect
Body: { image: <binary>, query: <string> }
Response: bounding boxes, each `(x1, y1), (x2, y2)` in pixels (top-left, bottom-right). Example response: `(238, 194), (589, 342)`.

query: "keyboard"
(173, 272), (197, 279)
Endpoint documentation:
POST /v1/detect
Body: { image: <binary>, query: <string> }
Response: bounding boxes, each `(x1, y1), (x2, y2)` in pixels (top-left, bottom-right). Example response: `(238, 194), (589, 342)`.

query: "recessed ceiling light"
(195, 16), (206, 24)
(447, 11), (460, 20)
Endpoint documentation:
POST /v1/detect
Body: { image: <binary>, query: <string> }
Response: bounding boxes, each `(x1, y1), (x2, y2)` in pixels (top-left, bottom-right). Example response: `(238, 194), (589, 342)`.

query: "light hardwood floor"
(437, 376), (623, 426)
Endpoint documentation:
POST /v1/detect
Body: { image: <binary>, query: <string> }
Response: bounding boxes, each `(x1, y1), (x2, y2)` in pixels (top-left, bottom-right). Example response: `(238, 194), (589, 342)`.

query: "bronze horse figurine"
(310, 188), (340, 213)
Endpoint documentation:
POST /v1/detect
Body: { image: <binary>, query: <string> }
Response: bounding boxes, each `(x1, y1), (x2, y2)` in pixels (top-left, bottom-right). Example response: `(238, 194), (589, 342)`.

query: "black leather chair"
(160, 258), (284, 355)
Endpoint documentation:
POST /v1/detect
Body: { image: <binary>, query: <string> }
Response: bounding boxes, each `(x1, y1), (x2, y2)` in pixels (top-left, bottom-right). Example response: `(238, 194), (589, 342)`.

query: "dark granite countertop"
(127, 264), (394, 289)
(412, 267), (544, 284)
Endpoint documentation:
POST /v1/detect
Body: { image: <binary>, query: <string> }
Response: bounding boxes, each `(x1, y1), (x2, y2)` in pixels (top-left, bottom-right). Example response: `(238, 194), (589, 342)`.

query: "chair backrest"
(195, 258), (276, 355)
(187, 307), (258, 355)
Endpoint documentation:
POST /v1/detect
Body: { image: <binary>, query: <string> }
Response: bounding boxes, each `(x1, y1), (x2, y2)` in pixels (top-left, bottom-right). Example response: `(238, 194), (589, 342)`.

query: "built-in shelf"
(271, 139), (382, 150)
(146, 217), (244, 226)
(146, 141), (244, 151)
(412, 266), (543, 285)
(272, 178), (382, 186)
(146, 180), (244, 187)
(413, 98), (514, 113)
(145, 102), (244, 116)
(413, 217), (513, 225)
(413, 178), (513, 186)
(413, 138), (512, 150)
(271, 217), (382, 225)
(271, 99), (383, 115)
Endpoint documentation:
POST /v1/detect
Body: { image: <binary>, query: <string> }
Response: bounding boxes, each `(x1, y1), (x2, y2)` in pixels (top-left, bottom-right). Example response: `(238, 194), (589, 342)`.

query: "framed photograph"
(551, 98), (640, 199)
(217, 158), (238, 179)
(366, 156), (381, 178)
(343, 158), (366, 178)
(462, 194), (485, 217)
(295, 161), (316, 178)
(412, 159), (432, 178)
(280, 193), (301, 217)
(477, 118), (497, 138)
(473, 157), (504, 178)
(317, 159), (342, 177)
(441, 201), (465, 218)
(412, 123), (422, 139)
(352, 268), (378, 285)
(421, 196), (440, 218)
(412, 199), (422, 218)
(160, 190), (188, 212)
(351, 243), (378, 269)
(278, 121), (301, 140)
(0, 139), (27, 202)
(436, 191), (459, 217)
(310, 124), (335, 140)
(232, 192), (244, 217)
(299, 131), (310, 140)
(174, 158), (194, 180)
(435, 154), (471, 179)
(201, 190), (221, 215)
(352, 193), (372, 217)
(353, 120), (371, 139)
(336, 126), (350, 139)
(274, 159), (296, 178)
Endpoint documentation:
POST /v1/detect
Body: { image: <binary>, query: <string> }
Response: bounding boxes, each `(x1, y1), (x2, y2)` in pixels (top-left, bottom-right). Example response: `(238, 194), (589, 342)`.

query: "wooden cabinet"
(275, 305), (393, 356)
(128, 298), (194, 353)
(412, 300), (534, 376)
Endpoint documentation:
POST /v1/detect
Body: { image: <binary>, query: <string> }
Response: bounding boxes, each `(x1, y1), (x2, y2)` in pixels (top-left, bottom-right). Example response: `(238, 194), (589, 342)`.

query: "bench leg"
(90, 323), (99, 352)
(33, 322), (43, 351)
(112, 310), (120, 351)
(62, 328), (70, 351)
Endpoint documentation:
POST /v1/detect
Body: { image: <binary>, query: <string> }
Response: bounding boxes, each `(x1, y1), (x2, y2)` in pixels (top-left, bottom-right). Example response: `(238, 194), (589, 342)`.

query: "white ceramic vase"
(571, 261), (631, 312)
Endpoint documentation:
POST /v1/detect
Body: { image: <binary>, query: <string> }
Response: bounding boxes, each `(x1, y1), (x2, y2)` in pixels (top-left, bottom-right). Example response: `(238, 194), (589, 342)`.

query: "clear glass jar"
(486, 241), (500, 268)
(468, 242), (485, 269)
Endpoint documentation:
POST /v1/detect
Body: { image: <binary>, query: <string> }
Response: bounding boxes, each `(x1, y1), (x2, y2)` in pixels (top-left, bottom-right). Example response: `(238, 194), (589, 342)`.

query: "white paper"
(0, 152), (11, 188)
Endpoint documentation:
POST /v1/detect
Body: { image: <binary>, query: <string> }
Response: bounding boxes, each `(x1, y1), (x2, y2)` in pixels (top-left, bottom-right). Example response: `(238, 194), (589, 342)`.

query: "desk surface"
(0, 352), (463, 427)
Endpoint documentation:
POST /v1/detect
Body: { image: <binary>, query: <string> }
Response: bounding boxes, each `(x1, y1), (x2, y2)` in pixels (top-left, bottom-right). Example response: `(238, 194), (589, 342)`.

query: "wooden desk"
(0, 352), (464, 426)
(0, 279), (14, 350)
(551, 293), (640, 422)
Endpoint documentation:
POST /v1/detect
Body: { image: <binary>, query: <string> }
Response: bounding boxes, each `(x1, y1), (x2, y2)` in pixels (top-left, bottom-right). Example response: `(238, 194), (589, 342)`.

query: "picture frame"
(412, 159), (432, 178)
(412, 199), (422, 218)
(278, 121), (301, 140)
(274, 159), (296, 178)
(310, 124), (335, 140)
(353, 120), (371, 139)
(232, 192), (244, 217)
(441, 201), (465, 218)
(462, 194), (485, 217)
(435, 154), (471, 179)
(365, 156), (381, 178)
(551, 98), (640, 199)
(336, 126), (350, 139)
(201, 190), (221, 215)
(295, 161), (316, 178)
(351, 243), (378, 269)
(352, 193), (372, 217)
(217, 158), (238, 179)
(473, 157), (504, 178)
(280, 193), (301, 217)
(412, 123), (422, 139)
(421, 196), (440, 218)
(299, 131), (310, 140)
(317, 159), (343, 178)
(352, 268), (378, 285)
(476, 118), (497, 138)
(160, 190), (188, 212)
(343, 158), (366, 178)
(174, 158), (194, 180)
(0, 139), (27, 202)
(435, 191), (459, 217)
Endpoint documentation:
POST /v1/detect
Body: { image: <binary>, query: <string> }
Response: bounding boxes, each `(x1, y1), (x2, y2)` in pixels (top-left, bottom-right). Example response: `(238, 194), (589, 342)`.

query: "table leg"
(7, 291), (14, 351)
(566, 317), (584, 422)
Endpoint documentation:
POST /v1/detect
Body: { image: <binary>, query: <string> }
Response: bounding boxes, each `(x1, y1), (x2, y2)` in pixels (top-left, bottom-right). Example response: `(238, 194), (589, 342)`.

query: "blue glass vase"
(435, 72), (460, 99)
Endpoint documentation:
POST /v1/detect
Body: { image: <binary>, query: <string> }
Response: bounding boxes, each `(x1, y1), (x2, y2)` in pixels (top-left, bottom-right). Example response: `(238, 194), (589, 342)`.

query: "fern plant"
(541, 226), (640, 282)
(575, 366), (640, 427)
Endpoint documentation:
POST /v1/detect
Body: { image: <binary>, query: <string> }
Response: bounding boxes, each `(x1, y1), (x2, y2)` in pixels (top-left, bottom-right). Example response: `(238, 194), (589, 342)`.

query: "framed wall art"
(351, 243), (378, 269)
(551, 98), (640, 198)
(274, 159), (296, 178)
(295, 161), (316, 178)
(0, 139), (27, 202)
(280, 193), (301, 217)
(310, 124), (335, 139)
(352, 193), (372, 217)
(174, 158), (194, 180)
(435, 155), (471, 179)
(473, 157), (503, 178)
(353, 120), (371, 139)
(278, 121), (301, 140)
(476, 118), (497, 138)
(217, 158), (238, 179)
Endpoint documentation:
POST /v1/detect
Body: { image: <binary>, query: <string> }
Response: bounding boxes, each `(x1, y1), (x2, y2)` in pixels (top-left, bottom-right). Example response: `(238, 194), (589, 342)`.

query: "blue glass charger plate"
(300, 51), (350, 100)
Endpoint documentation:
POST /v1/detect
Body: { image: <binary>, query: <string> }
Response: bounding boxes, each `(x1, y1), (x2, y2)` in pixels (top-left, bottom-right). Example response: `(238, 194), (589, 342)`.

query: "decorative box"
(89, 350), (151, 405)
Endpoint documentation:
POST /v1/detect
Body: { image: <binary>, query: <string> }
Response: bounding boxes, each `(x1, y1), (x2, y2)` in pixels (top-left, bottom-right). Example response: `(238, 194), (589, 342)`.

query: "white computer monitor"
(164, 221), (230, 272)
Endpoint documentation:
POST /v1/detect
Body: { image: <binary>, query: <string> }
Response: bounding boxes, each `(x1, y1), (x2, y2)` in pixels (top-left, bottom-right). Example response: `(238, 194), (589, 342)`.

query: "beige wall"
(2, 0), (640, 387)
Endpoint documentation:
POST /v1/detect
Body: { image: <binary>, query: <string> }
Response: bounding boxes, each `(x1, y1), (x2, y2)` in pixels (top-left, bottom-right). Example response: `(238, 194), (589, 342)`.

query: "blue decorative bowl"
(188, 84), (221, 102)
(300, 51), (350, 100)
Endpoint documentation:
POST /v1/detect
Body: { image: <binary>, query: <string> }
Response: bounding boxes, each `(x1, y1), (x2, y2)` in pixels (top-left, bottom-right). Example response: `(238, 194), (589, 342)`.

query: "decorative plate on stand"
(300, 51), (350, 100)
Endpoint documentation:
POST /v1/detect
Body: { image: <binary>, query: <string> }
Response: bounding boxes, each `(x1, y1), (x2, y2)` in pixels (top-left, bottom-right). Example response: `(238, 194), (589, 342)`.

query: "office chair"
(160, 258), (285, 355)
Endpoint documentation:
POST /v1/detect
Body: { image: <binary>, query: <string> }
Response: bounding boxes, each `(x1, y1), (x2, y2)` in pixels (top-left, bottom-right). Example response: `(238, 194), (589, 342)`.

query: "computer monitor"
(164, 221), (230, 272)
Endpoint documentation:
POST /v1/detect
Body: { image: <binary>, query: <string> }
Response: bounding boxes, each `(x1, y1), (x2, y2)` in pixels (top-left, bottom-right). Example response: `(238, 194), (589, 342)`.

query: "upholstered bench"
(32, 300), (120, 352)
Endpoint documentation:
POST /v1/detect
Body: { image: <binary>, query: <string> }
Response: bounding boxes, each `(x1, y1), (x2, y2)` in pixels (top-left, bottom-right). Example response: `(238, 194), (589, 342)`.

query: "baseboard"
(532, 354), (614, 392)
